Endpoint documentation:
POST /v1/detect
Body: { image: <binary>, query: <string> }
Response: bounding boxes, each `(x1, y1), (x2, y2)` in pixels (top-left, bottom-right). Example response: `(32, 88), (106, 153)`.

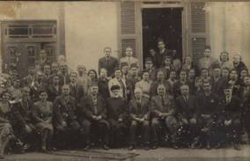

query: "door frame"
(1, 20), (58, 73)
(137, 1), (189, 67)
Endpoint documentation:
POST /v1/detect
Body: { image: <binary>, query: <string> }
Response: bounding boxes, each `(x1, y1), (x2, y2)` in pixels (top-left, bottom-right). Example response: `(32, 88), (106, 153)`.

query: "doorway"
(142, 8), (183, 63)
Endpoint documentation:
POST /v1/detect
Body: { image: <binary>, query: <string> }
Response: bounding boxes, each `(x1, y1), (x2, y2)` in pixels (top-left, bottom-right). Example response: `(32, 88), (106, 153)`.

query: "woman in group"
(33, 90), (53, 152)
(0, 90), (14, 159)
(88, 69), (98, 84)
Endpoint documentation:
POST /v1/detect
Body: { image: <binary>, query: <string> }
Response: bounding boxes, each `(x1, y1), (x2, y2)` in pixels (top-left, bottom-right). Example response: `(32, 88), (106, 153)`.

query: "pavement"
(3, 145), (250, 161)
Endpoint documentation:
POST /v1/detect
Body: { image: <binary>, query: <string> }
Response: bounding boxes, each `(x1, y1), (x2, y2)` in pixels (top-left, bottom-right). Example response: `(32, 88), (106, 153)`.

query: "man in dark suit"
(58, 62), (70, 86)
(47, 75), (62, 102)
(68, 72), (84, 102)
(175, 85), (198, 148)
(156, 40), (175, 68)
(53, 85), (80, 149)
(128, 88), (150, 150)
(12, 87), (36, 151)
(79, 84), (110, 150)
(218, 85), (242, 150)
(106, 85), (128, 148)
(150, 84), (178, 149)
(196, 81), (220, 150)
(98, 47), (119, 77)
(173, 70), (188, 99)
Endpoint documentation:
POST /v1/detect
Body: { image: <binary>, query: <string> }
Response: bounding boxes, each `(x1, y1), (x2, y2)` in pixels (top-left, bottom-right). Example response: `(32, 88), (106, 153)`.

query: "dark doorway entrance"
(142, 8), (183, 66)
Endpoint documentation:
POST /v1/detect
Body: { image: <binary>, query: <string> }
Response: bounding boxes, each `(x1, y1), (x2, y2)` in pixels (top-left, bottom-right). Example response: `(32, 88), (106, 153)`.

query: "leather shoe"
(172, 144), (179, 149)
(103, 145), (109, 150)
(151, 144), (158, 149)
(83, 145), (90, 151)
(206, 142), (211, 150)
(128, 145), (134, 151)
(233, 143), (241, 150)
(214, 143), (221, 149)
(144, 146), (150, 150)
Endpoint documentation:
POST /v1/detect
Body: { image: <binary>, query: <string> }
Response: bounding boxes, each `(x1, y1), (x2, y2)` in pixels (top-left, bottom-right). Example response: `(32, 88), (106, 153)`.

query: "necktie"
(93, 97), (98, 114)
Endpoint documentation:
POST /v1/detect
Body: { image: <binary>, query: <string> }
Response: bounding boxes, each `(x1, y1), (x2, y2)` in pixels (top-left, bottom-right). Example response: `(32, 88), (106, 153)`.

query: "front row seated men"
(11, 83), (243, 151)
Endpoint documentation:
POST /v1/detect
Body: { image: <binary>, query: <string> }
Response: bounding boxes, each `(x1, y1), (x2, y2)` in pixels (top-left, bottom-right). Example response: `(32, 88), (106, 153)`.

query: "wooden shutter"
(189, 2), (209, 64)
(119, 1), (139, 58)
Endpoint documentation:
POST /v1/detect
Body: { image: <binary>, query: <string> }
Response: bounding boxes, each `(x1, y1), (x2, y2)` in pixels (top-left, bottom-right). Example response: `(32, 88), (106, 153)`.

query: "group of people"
(0, 40), (250, 159)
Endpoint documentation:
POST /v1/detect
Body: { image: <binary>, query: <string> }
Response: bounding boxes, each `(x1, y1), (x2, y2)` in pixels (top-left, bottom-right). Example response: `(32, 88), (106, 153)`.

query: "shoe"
(144, 145), (150, 150)
(214, 143), (221, 149)
(233, 143), (241, 150)
(83, 145), (90, 151)
(172, 144), (179, 149)
(151, 144), (158, 149)
(102, 145), (109, 150)
(206, 142), (211, 150)
(128, 145), (134, 151)
(41, 148), (48, 153)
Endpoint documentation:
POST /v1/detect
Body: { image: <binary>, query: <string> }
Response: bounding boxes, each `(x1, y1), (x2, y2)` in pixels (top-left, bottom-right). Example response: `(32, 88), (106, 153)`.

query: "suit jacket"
(196, 93), (219, 117)
(47, 84), (62, 102)
(69, 83), (84, 101)
(156, 49), (174, 68)
(108, 78), (127, 98)
(120, 56), (139, 68)
(129, 97), (150, 120)
(151, 95), (175, 117)
(106, 97), (128, 121)
(98, 56), (119, 77)
(33, 101), (53, 123)
(12, 98), (34, 127)
(98, 78), (110, 99)
(175, 95), (197, 119)
(80, 95), (107, 121)
(53, 95), (77, 125)
(218, 96), (242, 120)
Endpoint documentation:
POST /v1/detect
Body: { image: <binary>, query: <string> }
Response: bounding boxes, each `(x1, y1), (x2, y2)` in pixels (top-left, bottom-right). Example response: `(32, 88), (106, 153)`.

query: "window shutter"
(189, 2), (209, 64)
(119, 1), (138, 58)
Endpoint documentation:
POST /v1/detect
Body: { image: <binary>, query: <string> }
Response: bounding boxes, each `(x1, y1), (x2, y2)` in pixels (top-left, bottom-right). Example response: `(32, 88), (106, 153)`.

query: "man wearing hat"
(218, 84), (242, 150)
(79, 84), (110, 150)
(144, 57), (157, 81)
(98, 47), (119, 77)
(108, 68), (127, 98)
(106, 85), (128, 148)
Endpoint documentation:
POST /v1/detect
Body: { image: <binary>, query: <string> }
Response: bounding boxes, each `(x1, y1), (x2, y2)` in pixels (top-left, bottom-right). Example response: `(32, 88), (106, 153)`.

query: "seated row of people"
(0, 80), (247, 158)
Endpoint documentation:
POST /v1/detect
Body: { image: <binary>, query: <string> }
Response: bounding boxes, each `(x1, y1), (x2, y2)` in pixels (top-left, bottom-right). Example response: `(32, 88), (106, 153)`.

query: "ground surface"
(3, 145), (250, 161)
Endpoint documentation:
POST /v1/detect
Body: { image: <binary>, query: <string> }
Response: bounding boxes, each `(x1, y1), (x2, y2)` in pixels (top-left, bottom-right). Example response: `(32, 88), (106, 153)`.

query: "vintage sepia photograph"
(0, 0), (249, 160)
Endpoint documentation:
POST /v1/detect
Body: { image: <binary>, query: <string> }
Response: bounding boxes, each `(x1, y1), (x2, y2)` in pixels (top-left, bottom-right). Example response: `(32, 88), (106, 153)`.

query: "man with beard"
(106, 85), (128, 148)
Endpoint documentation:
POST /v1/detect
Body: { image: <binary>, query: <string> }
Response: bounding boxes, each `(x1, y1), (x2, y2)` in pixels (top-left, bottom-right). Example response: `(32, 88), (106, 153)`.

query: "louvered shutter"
(189, 2), (209, 64)
(119, 1), (138, 58)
